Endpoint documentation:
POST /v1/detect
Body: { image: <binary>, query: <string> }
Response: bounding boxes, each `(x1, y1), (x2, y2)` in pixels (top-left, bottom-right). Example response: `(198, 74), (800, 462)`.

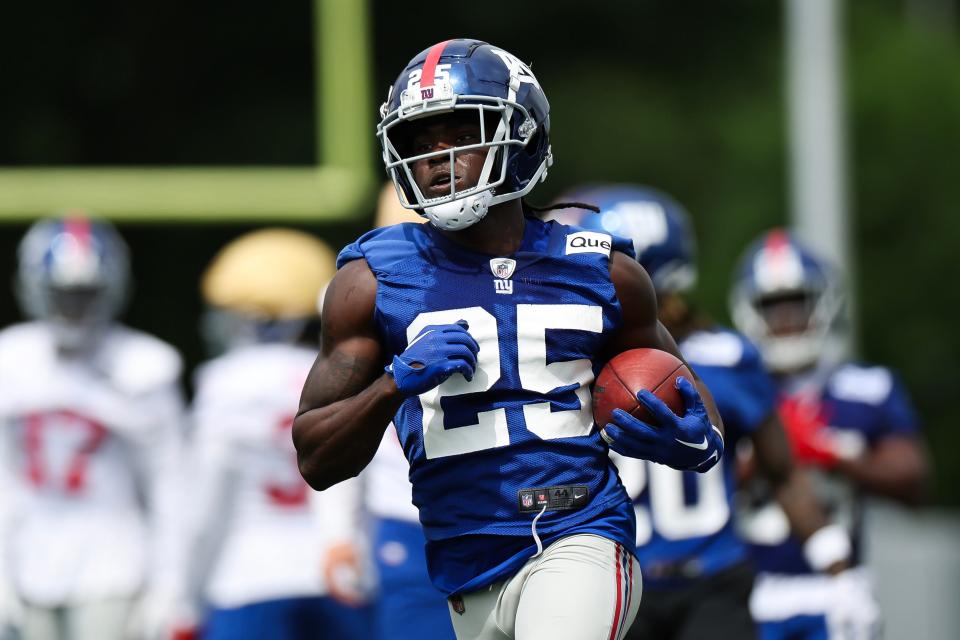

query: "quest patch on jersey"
(518, 485), (589, 513)
(565, 231), (612, 256)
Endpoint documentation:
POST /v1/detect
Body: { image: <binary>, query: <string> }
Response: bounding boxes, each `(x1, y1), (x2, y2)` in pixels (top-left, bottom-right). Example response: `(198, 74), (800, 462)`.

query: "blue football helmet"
(378, 39), (552, 230)
(730, 229), (843, 373)
(16, 214), (130, 349)
(555, 185), (698, 294)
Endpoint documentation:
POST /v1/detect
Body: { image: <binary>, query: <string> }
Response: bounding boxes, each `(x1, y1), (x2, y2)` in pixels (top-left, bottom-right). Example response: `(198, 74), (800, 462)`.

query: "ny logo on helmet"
(490, 49), (541, 89)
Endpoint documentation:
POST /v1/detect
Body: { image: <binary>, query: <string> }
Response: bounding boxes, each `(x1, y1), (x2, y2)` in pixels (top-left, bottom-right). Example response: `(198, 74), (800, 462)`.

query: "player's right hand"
(386, 320), (479, 397)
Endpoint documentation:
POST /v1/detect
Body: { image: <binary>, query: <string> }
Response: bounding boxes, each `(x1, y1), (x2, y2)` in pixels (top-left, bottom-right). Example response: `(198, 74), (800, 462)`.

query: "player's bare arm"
(835, 435), (928, 506)
(606, 251), (724, 435)
(750, 412), (851, 574)
(293, 258), (402, 491)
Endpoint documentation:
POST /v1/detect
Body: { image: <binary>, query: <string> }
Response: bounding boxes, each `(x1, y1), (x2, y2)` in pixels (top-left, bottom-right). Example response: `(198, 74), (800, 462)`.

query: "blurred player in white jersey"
(320, 185), (456, 640)
(0, 215), (187, 640)
(731, 230), (929, 639)
(181, 229), (370, 640)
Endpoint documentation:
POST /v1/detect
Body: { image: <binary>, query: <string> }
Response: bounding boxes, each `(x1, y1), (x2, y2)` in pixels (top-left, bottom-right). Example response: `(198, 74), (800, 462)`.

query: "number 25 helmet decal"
(378, 39), (552, 231)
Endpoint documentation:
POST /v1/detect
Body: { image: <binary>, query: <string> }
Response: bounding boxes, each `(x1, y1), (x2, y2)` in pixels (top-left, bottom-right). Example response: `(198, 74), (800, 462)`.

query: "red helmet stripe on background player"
(758, 229), (798, 286)
(63, 215), (92, 253)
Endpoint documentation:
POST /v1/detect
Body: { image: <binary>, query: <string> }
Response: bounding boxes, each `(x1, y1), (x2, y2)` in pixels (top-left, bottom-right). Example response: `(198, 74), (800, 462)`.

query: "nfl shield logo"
(521, 493), (533, 508)
(489, 258), (517, 280)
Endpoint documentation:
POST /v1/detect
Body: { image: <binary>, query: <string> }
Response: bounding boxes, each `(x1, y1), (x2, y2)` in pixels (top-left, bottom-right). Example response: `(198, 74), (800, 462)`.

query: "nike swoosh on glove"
(387, 320), (480, 397)
(600, 376), (724, 472)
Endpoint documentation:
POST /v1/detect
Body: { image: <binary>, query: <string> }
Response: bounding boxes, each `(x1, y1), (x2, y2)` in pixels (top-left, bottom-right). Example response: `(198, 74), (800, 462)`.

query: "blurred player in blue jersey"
(731, 230), (929, 639)
(180, 229), (371, 640)
(559, 186), (847, 640)
(319, 184), (456, 640)
(293, 39), (727, 640)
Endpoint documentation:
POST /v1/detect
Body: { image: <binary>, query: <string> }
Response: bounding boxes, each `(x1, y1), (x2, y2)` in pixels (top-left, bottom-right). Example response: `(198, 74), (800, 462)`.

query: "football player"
(318, 183), (456, 640)
(561, 186), (849, 640)
(294, 39), (725, 640)
(0, 215), (186, 640)
(180, 229), (370, 640)
(731, 229), (929, 639)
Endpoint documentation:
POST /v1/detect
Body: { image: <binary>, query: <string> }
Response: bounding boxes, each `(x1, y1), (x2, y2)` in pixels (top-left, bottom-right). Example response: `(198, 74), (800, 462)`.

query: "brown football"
(593, 348), (693, 429)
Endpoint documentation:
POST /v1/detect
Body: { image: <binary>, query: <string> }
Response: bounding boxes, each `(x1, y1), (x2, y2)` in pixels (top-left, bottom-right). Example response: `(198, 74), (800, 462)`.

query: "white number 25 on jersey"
(406, 304), (601, 460)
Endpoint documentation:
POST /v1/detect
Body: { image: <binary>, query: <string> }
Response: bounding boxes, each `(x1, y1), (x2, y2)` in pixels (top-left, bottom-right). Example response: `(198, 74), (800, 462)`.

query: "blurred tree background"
(1, 0), (957, 501)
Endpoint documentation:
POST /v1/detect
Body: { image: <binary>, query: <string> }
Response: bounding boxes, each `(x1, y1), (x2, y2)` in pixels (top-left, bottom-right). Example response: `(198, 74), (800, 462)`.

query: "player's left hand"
(780, 396), (864, 469)
(601, 377), (723, 472)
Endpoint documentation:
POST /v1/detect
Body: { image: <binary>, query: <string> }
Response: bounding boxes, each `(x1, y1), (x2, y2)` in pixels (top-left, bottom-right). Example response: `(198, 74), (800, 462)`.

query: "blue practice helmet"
(16, 214), (130, 349)
(556, 185), (697, 295)
(378, 39), (553, 231)
(730, 229), (843, 373)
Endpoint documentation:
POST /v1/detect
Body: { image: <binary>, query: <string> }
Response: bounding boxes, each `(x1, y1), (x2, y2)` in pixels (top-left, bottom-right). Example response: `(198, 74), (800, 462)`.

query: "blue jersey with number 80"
(338, 217), (637, 595)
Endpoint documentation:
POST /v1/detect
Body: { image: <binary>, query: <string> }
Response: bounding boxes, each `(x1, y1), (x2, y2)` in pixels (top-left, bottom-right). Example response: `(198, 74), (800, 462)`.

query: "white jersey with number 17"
(0, 321), (185, 606)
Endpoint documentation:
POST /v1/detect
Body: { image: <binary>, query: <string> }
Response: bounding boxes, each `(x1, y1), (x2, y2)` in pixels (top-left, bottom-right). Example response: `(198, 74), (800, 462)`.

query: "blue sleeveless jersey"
(338, 217), (637, 595)
(612, 328), (776, 590)
(741, 362), (920, 575)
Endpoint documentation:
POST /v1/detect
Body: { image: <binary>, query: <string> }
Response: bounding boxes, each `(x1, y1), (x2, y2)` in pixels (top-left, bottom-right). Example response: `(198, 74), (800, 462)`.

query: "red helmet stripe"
(64, 215), (92, 251)
(420, 40), (451, 88)
(761, 227), (799, 284)
(765, 228), (790, 254)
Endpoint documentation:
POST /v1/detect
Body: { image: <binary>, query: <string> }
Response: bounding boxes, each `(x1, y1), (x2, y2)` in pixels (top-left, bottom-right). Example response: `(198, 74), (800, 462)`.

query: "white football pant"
(447, 534), (642, 640)
(20, 599), (132, 640)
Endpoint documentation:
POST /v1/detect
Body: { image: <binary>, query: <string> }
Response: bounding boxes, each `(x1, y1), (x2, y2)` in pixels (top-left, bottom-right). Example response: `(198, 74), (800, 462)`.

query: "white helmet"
(16, 214), (129, 350)
(730, 229), (844, 373)
(200, 228), (336, 352)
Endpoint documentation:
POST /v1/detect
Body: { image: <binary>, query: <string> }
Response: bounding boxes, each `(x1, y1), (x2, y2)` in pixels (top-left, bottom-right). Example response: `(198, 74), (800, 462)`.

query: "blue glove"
(600, 376), (723, 472)
(386, 320), (480, 397)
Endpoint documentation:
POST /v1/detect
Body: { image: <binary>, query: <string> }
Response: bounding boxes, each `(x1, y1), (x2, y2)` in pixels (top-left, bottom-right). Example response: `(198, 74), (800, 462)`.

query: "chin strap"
(424, 190), (494, 230)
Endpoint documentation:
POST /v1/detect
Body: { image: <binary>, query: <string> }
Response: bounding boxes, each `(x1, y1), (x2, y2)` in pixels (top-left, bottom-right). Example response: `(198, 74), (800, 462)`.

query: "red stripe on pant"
(615, 548), (632, 640)
(609, 544), (623, 640)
